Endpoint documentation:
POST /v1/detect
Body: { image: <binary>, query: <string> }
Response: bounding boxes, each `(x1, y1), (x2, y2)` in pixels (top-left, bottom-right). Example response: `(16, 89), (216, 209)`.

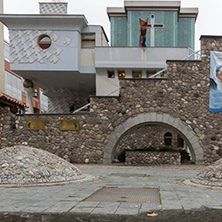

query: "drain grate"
(86, 188), (160, 204)
(109, 173), (147, 177)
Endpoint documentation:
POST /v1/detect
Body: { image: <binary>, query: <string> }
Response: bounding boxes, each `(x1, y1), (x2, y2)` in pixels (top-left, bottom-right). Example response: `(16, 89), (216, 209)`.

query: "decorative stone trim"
(103, 113), (204, 165)
(125, 151), (181, 165)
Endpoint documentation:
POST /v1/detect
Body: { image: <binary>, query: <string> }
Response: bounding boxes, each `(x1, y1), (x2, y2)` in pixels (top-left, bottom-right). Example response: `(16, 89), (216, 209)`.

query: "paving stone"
(0, 165), (222, 219)
(44, 202), (78, 213)
(70, 207), (95, 213)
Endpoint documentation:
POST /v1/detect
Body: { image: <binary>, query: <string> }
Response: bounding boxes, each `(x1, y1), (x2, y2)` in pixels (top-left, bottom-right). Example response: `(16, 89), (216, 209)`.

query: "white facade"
(0, 1), (198, 113)
(95, 47), (190, 96)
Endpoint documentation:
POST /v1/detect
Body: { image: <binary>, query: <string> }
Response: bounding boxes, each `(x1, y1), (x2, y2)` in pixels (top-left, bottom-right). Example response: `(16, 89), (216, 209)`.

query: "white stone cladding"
(39, 2), (68, 14)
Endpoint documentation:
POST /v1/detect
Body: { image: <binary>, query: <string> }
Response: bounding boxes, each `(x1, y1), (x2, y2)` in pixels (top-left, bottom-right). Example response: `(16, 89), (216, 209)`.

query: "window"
(164, 133), (172, 146)
(38, 35), (52, 49)
(5, 71), (22, 101)
(118, 70), (125, 78)
(107, 70), (115, 78)
(81, 33), (96, 48)
(132, 71), (142, 78)
(146, 70), (156, 78)
(177, 135), (184, 148)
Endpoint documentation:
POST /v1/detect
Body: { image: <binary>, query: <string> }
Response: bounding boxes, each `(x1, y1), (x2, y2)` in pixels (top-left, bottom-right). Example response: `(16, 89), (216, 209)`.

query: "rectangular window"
(107, 70), (115, 78)
(81, 33), (96, 48)
(132, 71), (142, 78)
(118, 70), (125, 78)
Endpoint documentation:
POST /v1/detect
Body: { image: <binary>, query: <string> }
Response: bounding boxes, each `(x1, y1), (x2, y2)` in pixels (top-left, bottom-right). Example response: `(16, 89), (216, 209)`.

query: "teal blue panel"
(110, 17), (127, 46)
(155, 11), (178, 47)
(127, 10), (178, 47)
(178, 17), (195, 50)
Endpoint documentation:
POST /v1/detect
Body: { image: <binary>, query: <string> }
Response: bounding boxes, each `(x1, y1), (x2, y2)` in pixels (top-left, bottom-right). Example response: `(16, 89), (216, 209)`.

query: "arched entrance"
(103, 113), (204, 165)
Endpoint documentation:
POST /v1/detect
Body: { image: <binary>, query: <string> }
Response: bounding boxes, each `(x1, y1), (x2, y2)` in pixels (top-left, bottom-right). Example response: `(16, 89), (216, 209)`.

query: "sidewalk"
(1, 164), (222, 222)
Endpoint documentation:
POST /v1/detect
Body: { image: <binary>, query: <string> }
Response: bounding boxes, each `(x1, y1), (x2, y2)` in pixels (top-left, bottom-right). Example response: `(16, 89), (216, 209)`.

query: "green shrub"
(179, 149), (191, 162)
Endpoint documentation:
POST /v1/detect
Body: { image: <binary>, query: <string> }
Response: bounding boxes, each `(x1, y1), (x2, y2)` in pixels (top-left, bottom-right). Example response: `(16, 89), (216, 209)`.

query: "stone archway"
(103, 113), (204, 165)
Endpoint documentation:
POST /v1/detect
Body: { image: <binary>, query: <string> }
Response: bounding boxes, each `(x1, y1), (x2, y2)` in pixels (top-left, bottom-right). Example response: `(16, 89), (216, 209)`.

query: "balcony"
(95, 47), (190, 69)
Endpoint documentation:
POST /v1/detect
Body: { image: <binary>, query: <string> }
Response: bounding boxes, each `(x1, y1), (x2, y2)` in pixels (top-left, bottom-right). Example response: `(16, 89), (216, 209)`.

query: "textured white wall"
(9, 30), (80, 71)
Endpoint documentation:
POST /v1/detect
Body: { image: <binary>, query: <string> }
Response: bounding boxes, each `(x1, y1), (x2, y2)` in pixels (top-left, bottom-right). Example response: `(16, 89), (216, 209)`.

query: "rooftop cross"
(147, 15), (164, 47)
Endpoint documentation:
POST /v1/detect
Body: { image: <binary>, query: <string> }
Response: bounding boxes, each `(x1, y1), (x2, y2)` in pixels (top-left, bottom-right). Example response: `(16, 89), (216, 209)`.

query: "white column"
(25, 87), (34, 114)
(23, 79), (34, 114)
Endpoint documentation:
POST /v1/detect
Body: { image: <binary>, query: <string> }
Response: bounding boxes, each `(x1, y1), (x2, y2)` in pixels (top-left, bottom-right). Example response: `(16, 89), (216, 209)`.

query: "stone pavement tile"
(75, 201), (100, 208)
(195, 198), (221, 206)
(160, 191), (179, 201)
(43, 201), (78, 213)
(162, 200), (183, 210)
(119, 203), (141, 208)
(115, 203), (141, 215)
(91, 207), (117, 215)
(140, 203), (162, 210)
(207, 193), (222, 203)
(139, 203), (162, 213)
(0, 203), (27, 212)
(115, 207), (140, 215)
(97, 202), (121, 208)
(70, 207), (95, 213)
(21, 204), (54, 213)
(180, 200), (202, 210)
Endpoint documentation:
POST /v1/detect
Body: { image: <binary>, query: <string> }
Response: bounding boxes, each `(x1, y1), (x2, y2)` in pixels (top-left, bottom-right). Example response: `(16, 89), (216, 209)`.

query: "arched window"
(177, 135), (184, 148)
(164, 133), (172, 146)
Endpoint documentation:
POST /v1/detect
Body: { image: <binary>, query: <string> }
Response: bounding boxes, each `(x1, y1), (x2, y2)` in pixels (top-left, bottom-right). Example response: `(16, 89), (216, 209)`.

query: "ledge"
(200, 35), (222, 40)
(166, 60), (201, 63)
(91, 96), (120, 99)
(119, 78), (167, 81)
(17, 111), (90, 116)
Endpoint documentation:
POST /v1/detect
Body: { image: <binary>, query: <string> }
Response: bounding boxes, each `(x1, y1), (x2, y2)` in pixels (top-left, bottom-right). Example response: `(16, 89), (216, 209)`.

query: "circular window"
(38, 35), (52, 49)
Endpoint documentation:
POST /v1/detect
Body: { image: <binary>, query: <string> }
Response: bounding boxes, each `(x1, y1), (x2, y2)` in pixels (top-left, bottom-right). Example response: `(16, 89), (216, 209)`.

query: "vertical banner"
(210, 51), (222, 112)
(139, 18), (148, 47)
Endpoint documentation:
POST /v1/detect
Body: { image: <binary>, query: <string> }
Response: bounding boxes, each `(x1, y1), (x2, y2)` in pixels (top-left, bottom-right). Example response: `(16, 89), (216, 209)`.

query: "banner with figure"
(210, 51), (222, 112)
(139, 18), (148, 47)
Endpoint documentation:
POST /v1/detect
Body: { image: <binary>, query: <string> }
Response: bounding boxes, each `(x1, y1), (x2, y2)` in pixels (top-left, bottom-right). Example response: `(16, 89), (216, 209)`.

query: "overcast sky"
(3, 0), (222, 50)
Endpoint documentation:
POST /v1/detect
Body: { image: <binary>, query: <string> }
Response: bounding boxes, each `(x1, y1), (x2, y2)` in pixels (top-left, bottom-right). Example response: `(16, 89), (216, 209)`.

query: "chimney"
(39, 1), (68, 15)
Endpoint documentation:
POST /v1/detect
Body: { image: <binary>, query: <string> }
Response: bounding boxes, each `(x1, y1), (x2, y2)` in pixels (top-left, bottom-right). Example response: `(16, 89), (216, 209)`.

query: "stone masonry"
(0, 145), (85, 185)
(1, 36), (222, 165)
(125, 151), (181, 165)
(0, 106), (15, 149)
(116, 125), (184, 155)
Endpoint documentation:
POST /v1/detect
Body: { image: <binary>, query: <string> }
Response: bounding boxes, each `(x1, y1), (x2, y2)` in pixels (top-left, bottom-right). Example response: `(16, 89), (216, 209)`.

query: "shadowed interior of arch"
(112, 122), (194, 163)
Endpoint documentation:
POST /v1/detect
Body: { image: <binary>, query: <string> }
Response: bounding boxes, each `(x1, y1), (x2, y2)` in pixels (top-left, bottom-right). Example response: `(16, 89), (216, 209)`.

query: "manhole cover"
(86, 188), (160, 204)
(110, 173), (146, 177)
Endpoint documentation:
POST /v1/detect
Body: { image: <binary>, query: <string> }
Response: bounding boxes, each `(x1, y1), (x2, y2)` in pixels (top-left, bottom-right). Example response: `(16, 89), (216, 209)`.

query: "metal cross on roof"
(147, 15), (164, 47)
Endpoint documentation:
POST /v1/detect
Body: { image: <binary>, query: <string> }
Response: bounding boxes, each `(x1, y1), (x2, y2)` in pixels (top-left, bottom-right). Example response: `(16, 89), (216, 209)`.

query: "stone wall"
(1, 36), (222, 164)
(125, 151), (181, 165)
(116, 125), (184, 155)
(0, 106), (15, 149)
(1, 113), (104, 164)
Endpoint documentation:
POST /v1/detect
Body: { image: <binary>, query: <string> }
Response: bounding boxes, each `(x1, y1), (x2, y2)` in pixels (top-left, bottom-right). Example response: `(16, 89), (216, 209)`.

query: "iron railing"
(72, 88), (119, 114)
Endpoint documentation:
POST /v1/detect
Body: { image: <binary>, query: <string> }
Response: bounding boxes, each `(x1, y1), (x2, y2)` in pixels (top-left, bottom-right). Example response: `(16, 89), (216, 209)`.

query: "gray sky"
(3, 0), (222, 50)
